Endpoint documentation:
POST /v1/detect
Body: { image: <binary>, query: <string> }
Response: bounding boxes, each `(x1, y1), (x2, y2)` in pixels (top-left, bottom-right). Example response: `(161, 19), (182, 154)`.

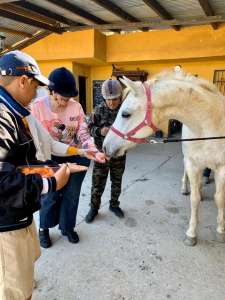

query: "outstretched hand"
(94, 151), (107, 163)
(54, 164), (70, 191)
(78, 149), (97, 160)
(78, 149), (108, 163)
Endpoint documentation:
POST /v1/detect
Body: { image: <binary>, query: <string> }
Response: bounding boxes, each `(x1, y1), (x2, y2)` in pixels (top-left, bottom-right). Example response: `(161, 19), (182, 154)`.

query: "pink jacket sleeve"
(76, 104), (98, 152)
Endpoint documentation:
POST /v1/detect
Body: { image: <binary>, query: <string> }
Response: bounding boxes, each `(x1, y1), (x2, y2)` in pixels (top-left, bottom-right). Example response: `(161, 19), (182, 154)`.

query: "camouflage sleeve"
(88, 107), (102, 138)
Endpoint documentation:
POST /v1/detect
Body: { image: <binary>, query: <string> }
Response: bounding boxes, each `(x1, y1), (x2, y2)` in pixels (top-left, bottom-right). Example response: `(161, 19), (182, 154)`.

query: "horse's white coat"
(103, 71), (225, 244)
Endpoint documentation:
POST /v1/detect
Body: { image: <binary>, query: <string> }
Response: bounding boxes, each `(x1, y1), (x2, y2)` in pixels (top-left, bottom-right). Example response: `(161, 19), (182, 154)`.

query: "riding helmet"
(48, 67), (78, 97)
(101, 79), (122, 100)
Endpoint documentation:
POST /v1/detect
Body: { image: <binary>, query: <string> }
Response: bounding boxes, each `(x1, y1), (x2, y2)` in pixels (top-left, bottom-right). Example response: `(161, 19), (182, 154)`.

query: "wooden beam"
(142, 0), (180, 31)
(1, 3), (58, 25)
(46, 0), (120, 33)
(198, 0), (218, 29)
(90, 0), (150, 31)
(69, 15), (225, 31)
(46, 0), (106, 24)
(0, 0), (17, 3)
(0, 26), (32, 37)
(0, 30), (51, 55)
(0, 8), (64, 33)
(13, 1), (83, 27)
(90, 0), (139, 22)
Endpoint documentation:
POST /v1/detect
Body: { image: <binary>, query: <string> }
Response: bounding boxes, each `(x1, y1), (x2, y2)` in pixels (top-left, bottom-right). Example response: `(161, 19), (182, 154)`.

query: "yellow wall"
(24, 30), (95, 61)
(94, 29), (106, 62)
(23, 27), (225, 113)
(38, 60), (73, 77)
(91, 59), (225, 81)
(106, 25), (225, 62)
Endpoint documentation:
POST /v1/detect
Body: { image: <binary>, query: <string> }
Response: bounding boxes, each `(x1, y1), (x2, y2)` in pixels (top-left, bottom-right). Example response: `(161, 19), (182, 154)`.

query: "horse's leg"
(181, 169), (189, 195)
(214, 168), (225, 234)
(184, 164), (202, 246)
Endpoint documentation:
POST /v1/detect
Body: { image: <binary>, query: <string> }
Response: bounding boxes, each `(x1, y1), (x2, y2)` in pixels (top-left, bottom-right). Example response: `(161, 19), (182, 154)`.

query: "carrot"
(21, 167), (54, 178)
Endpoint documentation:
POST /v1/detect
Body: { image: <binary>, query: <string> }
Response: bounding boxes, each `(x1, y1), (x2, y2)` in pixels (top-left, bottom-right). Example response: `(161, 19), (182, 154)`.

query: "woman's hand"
(77, 149), (96, 160)
(54, 164), (70, 190)
(78, 149), (107, 163)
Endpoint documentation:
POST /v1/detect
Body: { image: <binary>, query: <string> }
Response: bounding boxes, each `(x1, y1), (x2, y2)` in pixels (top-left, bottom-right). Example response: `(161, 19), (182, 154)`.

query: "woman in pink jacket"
(31, 67), (105, 248)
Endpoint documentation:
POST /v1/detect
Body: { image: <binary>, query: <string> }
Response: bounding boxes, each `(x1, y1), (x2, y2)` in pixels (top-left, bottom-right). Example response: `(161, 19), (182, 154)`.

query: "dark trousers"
(90, 155), (126, 210)
(203, 167), (211, 177)
(40, 155), (90, 231)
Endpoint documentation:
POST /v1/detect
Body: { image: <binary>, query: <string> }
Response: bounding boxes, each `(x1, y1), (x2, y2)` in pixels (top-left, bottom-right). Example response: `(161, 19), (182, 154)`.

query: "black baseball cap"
(0, 50), (49, 86)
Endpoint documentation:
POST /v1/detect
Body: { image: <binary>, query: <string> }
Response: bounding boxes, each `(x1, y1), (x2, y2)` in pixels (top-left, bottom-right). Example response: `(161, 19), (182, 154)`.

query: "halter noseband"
(110, 83), (158, 144)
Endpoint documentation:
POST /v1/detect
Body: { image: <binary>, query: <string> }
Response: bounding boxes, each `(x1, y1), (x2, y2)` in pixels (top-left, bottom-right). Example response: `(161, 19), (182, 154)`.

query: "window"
(213, 70), (225, 95)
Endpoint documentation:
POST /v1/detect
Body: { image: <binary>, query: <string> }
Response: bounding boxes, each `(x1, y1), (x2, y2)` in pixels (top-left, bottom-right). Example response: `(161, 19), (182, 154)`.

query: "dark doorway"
(78, 76), (87, 113)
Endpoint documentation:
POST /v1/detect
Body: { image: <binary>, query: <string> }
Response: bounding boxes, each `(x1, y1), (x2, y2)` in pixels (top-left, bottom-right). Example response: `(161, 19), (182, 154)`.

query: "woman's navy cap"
(48, 67), (78, 98)
(0, 50), (49, 86)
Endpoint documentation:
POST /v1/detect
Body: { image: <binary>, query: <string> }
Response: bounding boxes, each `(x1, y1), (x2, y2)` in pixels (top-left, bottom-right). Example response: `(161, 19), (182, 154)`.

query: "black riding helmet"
(48, 67), (78, 97)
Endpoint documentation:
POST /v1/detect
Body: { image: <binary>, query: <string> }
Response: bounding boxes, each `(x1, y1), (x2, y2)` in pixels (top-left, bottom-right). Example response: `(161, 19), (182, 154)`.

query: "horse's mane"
(150, 70), (221, 96)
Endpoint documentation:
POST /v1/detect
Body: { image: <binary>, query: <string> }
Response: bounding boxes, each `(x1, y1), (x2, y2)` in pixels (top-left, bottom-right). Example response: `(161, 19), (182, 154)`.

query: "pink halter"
(110, 83), (158, 144)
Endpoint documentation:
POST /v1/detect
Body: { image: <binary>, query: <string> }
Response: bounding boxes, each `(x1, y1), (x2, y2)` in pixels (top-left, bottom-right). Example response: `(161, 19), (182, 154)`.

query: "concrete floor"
(33, 142), (225, 300)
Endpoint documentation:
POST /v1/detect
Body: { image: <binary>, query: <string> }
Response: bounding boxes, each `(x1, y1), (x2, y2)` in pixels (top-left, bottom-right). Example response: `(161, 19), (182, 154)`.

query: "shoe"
(62, 230), (79, 243)
(109, 206), (124, 218)
(85, 208), (98, 223)
(39, 229), (52, 248)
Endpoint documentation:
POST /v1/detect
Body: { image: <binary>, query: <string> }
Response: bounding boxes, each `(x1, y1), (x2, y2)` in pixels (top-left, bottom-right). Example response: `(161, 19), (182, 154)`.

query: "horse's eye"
(122, 111), (131, 118)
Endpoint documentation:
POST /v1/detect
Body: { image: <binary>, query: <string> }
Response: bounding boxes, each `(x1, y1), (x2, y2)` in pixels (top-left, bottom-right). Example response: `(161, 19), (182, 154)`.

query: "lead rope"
(147, 135), (225, 144)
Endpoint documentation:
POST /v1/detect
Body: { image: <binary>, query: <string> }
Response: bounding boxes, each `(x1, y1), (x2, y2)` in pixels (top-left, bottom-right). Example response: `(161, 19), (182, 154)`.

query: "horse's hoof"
(183, 235), (197, 246)
(181, 191), (190, 196)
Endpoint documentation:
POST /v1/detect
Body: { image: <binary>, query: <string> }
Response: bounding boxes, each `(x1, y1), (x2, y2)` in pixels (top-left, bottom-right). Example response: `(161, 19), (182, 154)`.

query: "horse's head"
(103, 76), (157, 157)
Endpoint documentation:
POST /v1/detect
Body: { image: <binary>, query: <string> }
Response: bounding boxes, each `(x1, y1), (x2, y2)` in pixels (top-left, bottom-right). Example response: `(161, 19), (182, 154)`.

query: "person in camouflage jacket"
(85, 79), (126, 223)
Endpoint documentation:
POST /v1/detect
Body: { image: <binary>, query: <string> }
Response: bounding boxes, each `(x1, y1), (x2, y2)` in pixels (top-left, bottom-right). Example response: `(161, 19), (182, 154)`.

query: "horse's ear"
(120, 76), (141, 96)
(122, 87), (129, 101)
(120, 76), (133, 87)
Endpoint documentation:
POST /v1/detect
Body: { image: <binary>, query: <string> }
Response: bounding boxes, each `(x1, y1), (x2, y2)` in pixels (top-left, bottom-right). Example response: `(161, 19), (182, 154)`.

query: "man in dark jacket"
(0, 50), (70, 300)
(85, 79), (126, 223)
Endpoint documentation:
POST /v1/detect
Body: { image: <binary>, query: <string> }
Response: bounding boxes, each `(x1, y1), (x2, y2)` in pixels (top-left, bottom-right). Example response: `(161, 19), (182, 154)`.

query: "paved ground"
(33, 141), (225, 300)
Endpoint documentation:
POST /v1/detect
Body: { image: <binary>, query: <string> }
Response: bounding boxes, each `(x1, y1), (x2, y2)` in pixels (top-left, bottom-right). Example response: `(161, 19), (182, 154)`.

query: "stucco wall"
(23, 27), (225, 113)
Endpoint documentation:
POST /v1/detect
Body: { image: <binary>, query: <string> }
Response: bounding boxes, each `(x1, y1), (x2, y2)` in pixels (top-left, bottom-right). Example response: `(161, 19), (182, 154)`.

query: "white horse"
(103, 71), (225, 246)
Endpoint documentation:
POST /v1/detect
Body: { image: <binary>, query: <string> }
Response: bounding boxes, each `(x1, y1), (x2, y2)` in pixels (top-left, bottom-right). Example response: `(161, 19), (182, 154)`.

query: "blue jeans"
(39, 155), (90, 231)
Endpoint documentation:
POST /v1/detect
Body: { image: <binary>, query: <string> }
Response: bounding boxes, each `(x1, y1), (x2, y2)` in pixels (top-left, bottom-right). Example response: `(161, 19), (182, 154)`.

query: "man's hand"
(94, 152), (107, 163)
(100, 127), (110, 136)
(54, 164), (70, 190)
